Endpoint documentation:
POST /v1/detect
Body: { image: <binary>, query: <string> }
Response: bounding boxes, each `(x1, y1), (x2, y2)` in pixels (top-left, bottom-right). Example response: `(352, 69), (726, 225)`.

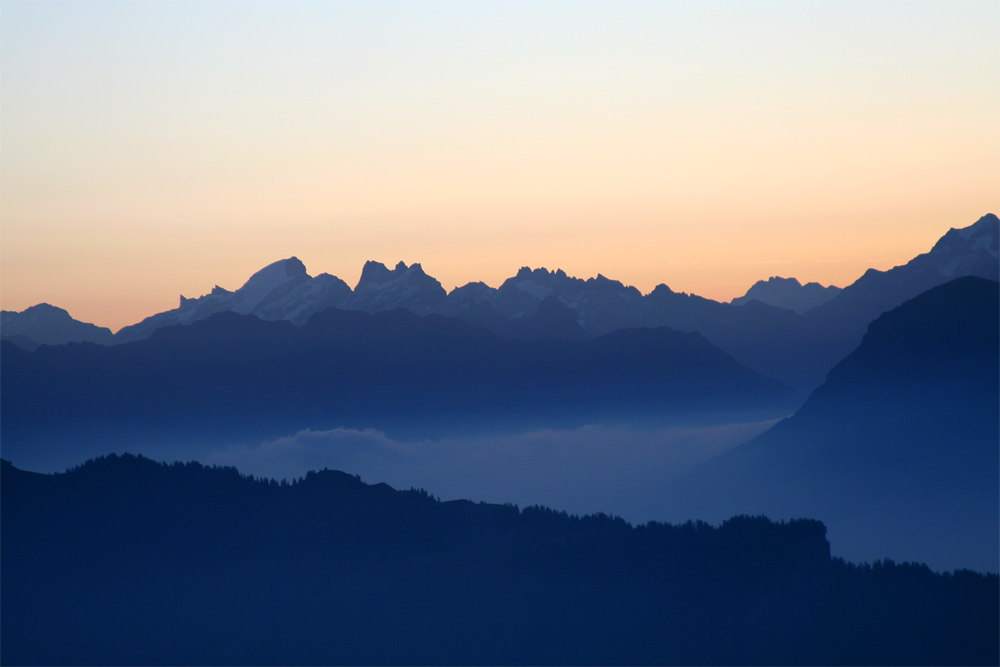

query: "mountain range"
(665, 276), (1000, 572)
(4, 213), (997, 392)
(4, 275), (995, 571)
(2, 220), (998, 667)
(1, 306), (801, 468)
(2, 215), (997, 577)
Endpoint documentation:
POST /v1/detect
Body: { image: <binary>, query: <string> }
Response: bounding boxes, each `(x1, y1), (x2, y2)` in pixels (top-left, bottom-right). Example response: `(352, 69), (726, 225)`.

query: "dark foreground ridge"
(3, 455), (996, 666)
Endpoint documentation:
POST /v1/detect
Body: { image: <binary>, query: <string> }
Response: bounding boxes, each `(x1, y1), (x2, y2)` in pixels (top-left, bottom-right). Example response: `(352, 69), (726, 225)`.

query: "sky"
(2, 1), (997, 332)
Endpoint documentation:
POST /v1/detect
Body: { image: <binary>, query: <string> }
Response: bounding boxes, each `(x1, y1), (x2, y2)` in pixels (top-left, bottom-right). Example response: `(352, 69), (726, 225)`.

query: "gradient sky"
(2, 1), (997, 332)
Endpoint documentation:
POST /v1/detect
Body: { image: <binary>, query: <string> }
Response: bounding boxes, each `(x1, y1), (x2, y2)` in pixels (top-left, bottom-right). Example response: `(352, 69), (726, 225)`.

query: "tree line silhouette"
(2, 454), (997, 665)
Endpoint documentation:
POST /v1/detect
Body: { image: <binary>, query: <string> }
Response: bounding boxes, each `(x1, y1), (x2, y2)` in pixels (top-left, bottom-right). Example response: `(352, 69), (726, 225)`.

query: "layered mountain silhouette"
(0, 303), (115, 347)
(114, 257), (355, 343)
(731, 276), (841, 313)
(3, 454), (997, 666)
(6, 214), (996, 392)
(665, 276), (1000, 573)
(793, 213), (1000, 387)
(1, 306), (801, 462)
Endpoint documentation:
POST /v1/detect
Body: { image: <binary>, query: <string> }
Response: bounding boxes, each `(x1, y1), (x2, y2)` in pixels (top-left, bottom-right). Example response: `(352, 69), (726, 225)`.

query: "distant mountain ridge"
(7, 213), (997, 391)
(1, 306), (802, 464)
(114, 257), (355, 343)
(731, 276), (841, 313)
(0, 303), (115, 347)
(666, 275), (1000, 573)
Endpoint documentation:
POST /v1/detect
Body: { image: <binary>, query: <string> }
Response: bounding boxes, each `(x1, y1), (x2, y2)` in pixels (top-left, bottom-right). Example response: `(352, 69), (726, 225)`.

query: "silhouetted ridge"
(357, 259), (397, 285)
(0, 303), (116, 346)
(731, 276), (841, 313)
(12, 214), (997, 393)
(2, 455), (996, 665)
(1, 305), (802, 454)
(111, 256), (356, 343)
(349, 260), (448, 314)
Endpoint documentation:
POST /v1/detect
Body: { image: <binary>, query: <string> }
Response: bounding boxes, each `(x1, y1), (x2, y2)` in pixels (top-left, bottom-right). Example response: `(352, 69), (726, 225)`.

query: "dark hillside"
(2, 455), (996, 665)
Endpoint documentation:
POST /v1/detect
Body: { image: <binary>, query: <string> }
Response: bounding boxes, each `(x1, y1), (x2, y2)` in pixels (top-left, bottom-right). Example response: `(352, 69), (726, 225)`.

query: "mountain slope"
(1, 303), (116, 346)
(3, 454), (997, 665)
(666, 276), (1000, 572)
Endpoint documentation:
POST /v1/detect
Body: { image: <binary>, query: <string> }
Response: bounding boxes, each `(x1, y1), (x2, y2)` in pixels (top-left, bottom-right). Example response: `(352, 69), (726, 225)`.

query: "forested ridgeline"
(2, 454), (997, 666)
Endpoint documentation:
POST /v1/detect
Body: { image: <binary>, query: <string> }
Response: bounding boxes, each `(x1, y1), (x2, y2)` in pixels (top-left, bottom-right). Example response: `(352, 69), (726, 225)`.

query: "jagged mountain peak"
(358, 260), (393, 285)
(731, 276), (841, 314)
(515, 266), (535, 279)
(957, 212), (998, 241)
(358, 260), (428, 288)
(891, 215), (1000, 280)
(349, 260), (446, 314)
(512, 266), (571, 281)
(764, 276), (802, 287)
(933, 213), (999, 260)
